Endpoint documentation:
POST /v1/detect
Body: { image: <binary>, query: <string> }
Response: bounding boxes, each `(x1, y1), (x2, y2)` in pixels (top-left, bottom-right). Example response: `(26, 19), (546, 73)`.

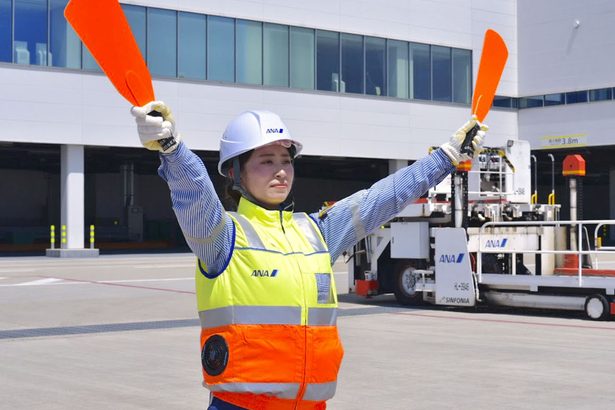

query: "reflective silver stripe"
(207, 382), (300, 399)
(199, 305), (302, 329)
(308, 307), (337, 326)
(293, 213), (327, 253)
(184, 213), (228, 244)
(302, 381), (337, 401)
(229, 212), (265, 249)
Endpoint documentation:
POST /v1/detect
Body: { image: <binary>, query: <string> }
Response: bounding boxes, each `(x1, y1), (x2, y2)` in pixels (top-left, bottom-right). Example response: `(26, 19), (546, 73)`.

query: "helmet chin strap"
(231, 157), (294, 212)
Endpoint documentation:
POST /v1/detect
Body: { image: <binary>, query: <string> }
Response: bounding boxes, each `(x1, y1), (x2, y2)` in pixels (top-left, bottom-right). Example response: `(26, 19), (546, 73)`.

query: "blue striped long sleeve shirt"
(157, 142), (454, 274)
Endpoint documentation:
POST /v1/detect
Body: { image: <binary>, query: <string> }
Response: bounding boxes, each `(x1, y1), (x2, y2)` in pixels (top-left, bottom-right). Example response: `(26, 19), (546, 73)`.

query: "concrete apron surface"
(1, 254), (615, 409)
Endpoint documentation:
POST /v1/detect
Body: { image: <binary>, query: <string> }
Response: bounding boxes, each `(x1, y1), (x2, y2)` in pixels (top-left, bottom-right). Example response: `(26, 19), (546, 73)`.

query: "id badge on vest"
(315, 273), (334, 304)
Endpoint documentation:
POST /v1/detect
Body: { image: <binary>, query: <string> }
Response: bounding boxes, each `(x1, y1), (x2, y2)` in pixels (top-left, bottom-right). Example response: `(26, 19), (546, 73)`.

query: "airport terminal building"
(1, 0), (615, 254)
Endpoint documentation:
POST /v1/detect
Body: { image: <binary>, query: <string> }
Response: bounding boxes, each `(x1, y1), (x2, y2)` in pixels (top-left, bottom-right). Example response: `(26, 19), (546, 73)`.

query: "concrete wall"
(0, 0), (519, 161)
(517, 0), (615, 95)
(518, 99), (615, 149)
(516, 0), (615, 150)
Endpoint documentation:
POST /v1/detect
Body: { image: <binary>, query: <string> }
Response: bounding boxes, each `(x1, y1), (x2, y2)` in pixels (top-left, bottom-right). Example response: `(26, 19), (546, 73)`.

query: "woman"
(131, 102), (486, 410)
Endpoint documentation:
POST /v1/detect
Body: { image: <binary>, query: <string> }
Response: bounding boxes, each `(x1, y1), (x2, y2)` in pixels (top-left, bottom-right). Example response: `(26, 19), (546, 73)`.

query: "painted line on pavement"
(11, 306), (607, 340)
(0, 308), (390, 339)
(99, 277), (193, 283)
(0, 268), (36, 273)
(31, 275), (196, 295)
(0, 277), (194, 287)
(134, 264), (195, 269)
(0, 319), (200, 340)
(14, 278), (62, 286)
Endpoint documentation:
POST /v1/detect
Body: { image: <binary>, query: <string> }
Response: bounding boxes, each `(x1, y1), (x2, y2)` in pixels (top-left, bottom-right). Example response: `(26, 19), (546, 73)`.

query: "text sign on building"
(540, 134), (588, 149)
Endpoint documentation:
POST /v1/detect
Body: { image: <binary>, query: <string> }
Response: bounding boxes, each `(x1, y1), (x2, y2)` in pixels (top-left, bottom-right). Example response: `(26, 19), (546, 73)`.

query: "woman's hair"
(222, 150), (253, 210)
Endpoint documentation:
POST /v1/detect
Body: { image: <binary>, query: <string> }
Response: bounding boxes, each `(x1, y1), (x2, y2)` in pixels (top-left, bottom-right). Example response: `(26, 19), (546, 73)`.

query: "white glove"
(130, 101), (181, 153)
(440, 115), (488, 165)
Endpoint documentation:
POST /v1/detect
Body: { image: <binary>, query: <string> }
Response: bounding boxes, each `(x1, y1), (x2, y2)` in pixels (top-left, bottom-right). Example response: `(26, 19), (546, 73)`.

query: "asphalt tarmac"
(1, 254), (614, 409)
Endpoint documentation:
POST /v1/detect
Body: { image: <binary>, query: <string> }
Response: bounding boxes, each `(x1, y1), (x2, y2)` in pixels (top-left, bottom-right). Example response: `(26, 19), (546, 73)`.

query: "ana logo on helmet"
(266, 128), (284, 134)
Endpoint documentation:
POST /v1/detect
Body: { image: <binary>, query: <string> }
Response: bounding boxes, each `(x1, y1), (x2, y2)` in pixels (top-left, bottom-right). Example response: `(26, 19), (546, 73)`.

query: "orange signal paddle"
(461, 29), (509, 156)
(64, 0), (154, 106)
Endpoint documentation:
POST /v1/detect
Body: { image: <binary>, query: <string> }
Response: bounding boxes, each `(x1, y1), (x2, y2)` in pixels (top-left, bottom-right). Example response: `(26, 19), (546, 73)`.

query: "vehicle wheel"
(393, 262), (423, 305)
(584, 294), (610, 320)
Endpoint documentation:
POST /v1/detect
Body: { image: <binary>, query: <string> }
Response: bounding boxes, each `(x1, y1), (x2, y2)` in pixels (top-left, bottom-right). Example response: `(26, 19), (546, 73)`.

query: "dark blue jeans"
(207, 396), (247, 410)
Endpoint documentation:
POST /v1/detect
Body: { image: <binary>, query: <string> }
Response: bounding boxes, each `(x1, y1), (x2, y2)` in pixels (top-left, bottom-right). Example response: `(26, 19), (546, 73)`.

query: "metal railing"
(467, 156), (516, 197)
(593, 222), (615, 260)
(477, 219), (615, 286)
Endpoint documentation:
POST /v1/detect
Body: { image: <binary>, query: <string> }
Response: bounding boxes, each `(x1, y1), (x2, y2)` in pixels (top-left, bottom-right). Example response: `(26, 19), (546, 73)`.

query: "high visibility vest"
(195, 198), (344, 410)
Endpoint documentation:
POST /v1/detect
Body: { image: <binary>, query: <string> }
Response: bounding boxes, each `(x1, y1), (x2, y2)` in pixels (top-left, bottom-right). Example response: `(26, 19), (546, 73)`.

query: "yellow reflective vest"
(195, 198), (344, 410)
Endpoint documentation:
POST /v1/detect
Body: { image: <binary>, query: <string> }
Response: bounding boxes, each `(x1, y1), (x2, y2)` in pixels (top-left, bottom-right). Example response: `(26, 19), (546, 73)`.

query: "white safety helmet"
(218, 110), (303, 176)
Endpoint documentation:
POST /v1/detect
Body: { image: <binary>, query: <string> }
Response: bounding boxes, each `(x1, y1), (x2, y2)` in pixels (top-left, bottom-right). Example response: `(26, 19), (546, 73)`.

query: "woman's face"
(241, 144), (294, 207)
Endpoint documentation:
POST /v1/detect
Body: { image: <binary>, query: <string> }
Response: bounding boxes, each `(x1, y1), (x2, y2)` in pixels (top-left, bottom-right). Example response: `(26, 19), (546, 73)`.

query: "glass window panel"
(589, 88), (612, 101)
(147, 8), (177, 78)
(207, 16), (235, 82)
(565, 90), (588, 104)
(518, 96), (543, 109)
(432, 45), (451, 102)
(50, 0), (80, 68)
(544, 93), (564, 106)
(122, 5), (146, 62)
(290, 27), (314, 90)
(0, 0), (11, 62)
(341, 33), (363, 94)
(264, 23), (288, 87)
(236, 20), (262, 85)
(316, 30), (339, 92)
(452, 48), (471, 104)
(82, 46), (101, 71)
(365, 37), (385, 96)
(492, 95), (512, 108)
(14, 0), (47, 65)
(387, 39), (408, 99)
(178, 11), (206, 80)
(409, 42), (430, 100)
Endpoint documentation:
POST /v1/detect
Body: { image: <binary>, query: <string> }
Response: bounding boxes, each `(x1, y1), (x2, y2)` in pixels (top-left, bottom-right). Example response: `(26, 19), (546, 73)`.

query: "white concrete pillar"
(389, 159), (408, 174)
(61, 144), (84, 249)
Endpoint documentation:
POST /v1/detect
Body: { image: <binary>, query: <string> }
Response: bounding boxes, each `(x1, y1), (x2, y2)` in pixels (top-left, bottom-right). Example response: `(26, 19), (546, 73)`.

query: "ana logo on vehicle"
(484, 238), (508, 248)
(251, 269), (279, 277)
(266, 128), (284, 134)
(439, 253), (465, 263)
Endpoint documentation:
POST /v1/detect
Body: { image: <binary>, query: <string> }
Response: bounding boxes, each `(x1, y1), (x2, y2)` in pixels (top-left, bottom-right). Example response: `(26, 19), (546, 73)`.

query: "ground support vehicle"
(349, 140), (615, 320)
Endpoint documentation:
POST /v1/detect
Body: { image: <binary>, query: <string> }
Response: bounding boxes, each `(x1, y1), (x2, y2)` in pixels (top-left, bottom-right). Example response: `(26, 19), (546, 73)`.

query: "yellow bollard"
(90, 225), (95, 249)
(50, 225), (56, 249)
(61, 224), (67, 247)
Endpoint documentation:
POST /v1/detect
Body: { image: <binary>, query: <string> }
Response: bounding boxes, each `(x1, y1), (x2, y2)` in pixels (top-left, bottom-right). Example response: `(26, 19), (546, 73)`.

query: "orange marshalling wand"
(461, 29), (509, 156)
(64, 0), (155, 106)
(472, 29), (509, 122)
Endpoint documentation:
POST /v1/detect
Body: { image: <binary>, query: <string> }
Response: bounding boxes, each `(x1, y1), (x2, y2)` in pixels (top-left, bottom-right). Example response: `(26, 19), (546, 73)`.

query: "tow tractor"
(349, 140), (615, 320)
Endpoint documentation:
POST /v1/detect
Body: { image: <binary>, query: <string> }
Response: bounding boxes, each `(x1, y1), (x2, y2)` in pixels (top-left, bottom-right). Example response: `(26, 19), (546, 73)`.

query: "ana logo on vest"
(251, 269), (279, 277)
(266, 128), (283, 134)
(439, 253), (465, 263)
